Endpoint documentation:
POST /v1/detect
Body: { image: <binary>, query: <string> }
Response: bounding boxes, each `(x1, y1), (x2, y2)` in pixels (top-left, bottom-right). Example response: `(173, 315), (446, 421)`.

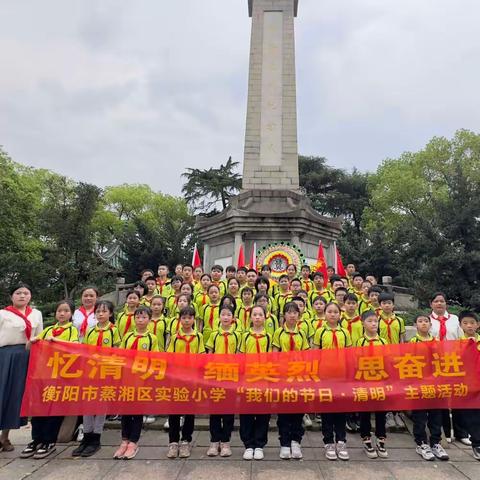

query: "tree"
(365, 129), (480, 308)
(182, 156), (241, 213)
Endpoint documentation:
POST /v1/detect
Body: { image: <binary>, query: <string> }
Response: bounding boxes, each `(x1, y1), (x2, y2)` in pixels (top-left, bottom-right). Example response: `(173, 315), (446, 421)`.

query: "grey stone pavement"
(1, 418), (479, 480)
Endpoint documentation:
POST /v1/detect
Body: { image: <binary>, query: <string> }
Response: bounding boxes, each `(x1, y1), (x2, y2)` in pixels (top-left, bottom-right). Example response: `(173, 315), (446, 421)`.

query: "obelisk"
(243, 0), (300, 190)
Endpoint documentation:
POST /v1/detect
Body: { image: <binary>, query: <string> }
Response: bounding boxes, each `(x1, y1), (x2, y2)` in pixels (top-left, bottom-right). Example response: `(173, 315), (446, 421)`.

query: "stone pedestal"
(196, 190), (341, 270)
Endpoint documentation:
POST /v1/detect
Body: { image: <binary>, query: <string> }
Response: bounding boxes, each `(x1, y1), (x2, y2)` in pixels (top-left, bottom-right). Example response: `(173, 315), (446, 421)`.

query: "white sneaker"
(279, 446), (291, 459)
(363, 438), (378, 459)
(163, 419), (169, 430)
(207, 442), (220, 457)
(431, 443), (449, 460)
(143, 415), (155, 425)
(336, 441), (349, 461)
(303, 414), (313, 427)
(76, 424), (84, 442)
(253, 448), (264, 460)
(416, 443), (435, 461)
(394, 413), (405, 428)
(385, 412), (396, 429)
(243, 448), (254, 460)
(291, 441), (302, 459)
(325, 443), (337, 460)
(458, 437), (472, 446)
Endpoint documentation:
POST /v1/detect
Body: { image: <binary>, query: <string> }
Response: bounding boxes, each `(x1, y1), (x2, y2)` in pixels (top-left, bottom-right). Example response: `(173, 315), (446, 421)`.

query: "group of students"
(0, 261), (479, 464)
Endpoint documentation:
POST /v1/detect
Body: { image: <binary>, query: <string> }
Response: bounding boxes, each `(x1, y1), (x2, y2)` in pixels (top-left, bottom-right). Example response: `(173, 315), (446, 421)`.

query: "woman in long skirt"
(0, 283), (43, 452)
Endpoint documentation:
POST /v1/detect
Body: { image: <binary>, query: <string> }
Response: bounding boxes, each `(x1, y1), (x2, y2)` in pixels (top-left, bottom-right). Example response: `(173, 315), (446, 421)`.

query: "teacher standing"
(0, 284), (43, 452)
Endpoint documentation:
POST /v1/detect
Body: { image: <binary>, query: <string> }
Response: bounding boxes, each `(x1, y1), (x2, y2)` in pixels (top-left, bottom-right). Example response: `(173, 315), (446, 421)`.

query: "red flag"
(249, 242), (257, 271)
(192, 243), (202, 268)
(315, 241), (329, 287)
(335, 242), (346, 276)
(237, 244), (245, 268)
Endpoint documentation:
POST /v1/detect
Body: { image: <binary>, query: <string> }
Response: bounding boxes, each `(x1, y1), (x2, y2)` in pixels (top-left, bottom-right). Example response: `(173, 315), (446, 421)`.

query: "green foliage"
(181, 156), (241, 213)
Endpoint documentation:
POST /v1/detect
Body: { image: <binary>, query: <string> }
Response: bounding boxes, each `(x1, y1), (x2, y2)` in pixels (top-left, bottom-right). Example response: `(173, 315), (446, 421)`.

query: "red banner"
(21, 340), (480, 416)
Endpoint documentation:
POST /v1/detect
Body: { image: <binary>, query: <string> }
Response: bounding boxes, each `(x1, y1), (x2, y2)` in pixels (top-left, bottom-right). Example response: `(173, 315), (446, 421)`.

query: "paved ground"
(1, 419), (479, 480)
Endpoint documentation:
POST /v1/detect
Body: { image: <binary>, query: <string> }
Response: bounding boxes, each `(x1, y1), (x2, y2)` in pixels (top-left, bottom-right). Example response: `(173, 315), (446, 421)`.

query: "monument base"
(196, 190), (342, 270)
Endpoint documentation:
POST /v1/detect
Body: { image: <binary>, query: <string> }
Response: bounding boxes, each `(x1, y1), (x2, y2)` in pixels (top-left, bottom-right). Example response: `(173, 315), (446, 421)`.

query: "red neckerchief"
(251, 333), (265, 353)
(5, 306), (32, 340)
(78, 306), (94, 336)
(51, 325), (68, 337)
(96, 323), (114, 346)
(123, 313), (134, 337)
(345, 315), (361, 336)
(177, 333), (195, 353)
(131, 334), (145, 350)
(432, 313), (450, 341)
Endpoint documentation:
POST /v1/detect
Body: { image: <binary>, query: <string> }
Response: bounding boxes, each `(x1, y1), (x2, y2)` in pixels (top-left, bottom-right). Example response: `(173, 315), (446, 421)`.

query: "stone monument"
(196, 0), (341, 270)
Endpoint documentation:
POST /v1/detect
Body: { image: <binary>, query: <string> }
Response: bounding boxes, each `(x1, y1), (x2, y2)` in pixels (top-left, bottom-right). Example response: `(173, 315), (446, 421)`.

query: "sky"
(1, 0), (479, 195)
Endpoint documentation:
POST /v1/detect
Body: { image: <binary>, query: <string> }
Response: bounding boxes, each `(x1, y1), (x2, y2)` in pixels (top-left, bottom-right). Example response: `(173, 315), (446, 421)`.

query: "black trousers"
(121, 415), (143, 443)
(31, 416), (64, 444)
(209, 414), (234, 443)
(441, 409), (469, 439)
(359, 411), (386, 439)
(277, 413), (304, 447)
(321, 413), (346, 444)
(169, 415), (195, 443)
(412, 410), (442, 446)
(460, 409), (480, 448)
(240, 414), (270, 449)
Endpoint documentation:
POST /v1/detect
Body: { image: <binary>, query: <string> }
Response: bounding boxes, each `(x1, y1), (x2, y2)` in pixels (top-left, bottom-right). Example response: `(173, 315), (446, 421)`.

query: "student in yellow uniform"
(194, 274), (212, 310)
(291, 296), (315, 340)
(75, 300), (120, 458)
(308, 272), (333, 305)
(273, 274), (292, 320)
(300, 265), (314, 294)
(115, 306), (158, 461)
(117, 290), (140, 339)
(236, 287), (255, 331)
(350, 273), (364, 296)
(225, 265), (237, 282)
(181, 265), (194, 286)
(255, 277), (275, 313)
(167, 306), (205, 460)
(205, 305), (240, 458)
(458, 311), (480, 460)
(341, 293), (363, 345)
(22, 300), (78, 459)
(310, 295), (327, 333)
(193, 266), (204, 292)
(313, 302), (351, 461)
(148, 295), (168, 352)
(166, 294), (192, 344)
(245, 269), (258, 292)
(358, 285), (382, 315)
(236, 267), (248, 292)
(202, 284), (221, 343)
(210, 265), (227, 296)
(357, 280), (372, 310)
(408, 314), (449, 461)
(273, 302), (309, 460)
(334, 287), (348, 311)
(355, 311), (388, 460)
(378, 293), (406, 344)
(156, 264), (172, 297)
(260, 264), (278, 296)
(226, 277), (241, 302)
(239, 305), (271, 461)
(141, 276), (158, 307)
(165, 276), (183, 316)
(255, 293), (278, 336)
(219, 295), (243, 332)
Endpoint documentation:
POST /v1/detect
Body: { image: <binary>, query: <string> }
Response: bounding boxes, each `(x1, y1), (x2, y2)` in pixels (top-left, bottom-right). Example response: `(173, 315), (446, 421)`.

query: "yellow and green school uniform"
(460, 334), (480, 351)
(310, 315), (325, 333)
(300, 278), (314, 294)
(167, 329), (205, 353)
(39, 322), (79, 342)
(313, 325), (352, 349)
(357, 296), (372, 314)
(410, 333), (436, 343)
(308, 288), (332, 305)
(166, 294), (180, 317)
(140, 295), (154, 307)
(379, 313), (406, 344)
(202, 303), (221, 343)
(148, 317), (168, 351)
(121, 330), (159, 352)
(356, 334), (387, 347)
(264, 313), (279, 337)
(296, 318), (315, 339)
(211, 280), (227, 297)
(155, 279), (172, 298)
(84, 322), (120, 347)
(340, 313), (364, 345)
(205, 326), (241, 354)
(239, 328), (272, 353)
(194, 290), (210, 311)
(273, 325), (309, 351)
(117, 310), (136, 339)
(236, 304), (254, 331)
(273, 291), (292, 318)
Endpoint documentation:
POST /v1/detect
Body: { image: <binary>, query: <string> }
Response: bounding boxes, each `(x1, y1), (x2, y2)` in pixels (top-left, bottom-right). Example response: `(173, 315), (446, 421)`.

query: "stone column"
(243, 0), (300, 191)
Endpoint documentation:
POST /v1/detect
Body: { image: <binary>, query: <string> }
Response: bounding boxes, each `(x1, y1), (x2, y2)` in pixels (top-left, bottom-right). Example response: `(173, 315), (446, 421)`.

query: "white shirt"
(429, 311), (462, 340)
(0, 308), (43, 347)
(73, 308), (97, 339)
